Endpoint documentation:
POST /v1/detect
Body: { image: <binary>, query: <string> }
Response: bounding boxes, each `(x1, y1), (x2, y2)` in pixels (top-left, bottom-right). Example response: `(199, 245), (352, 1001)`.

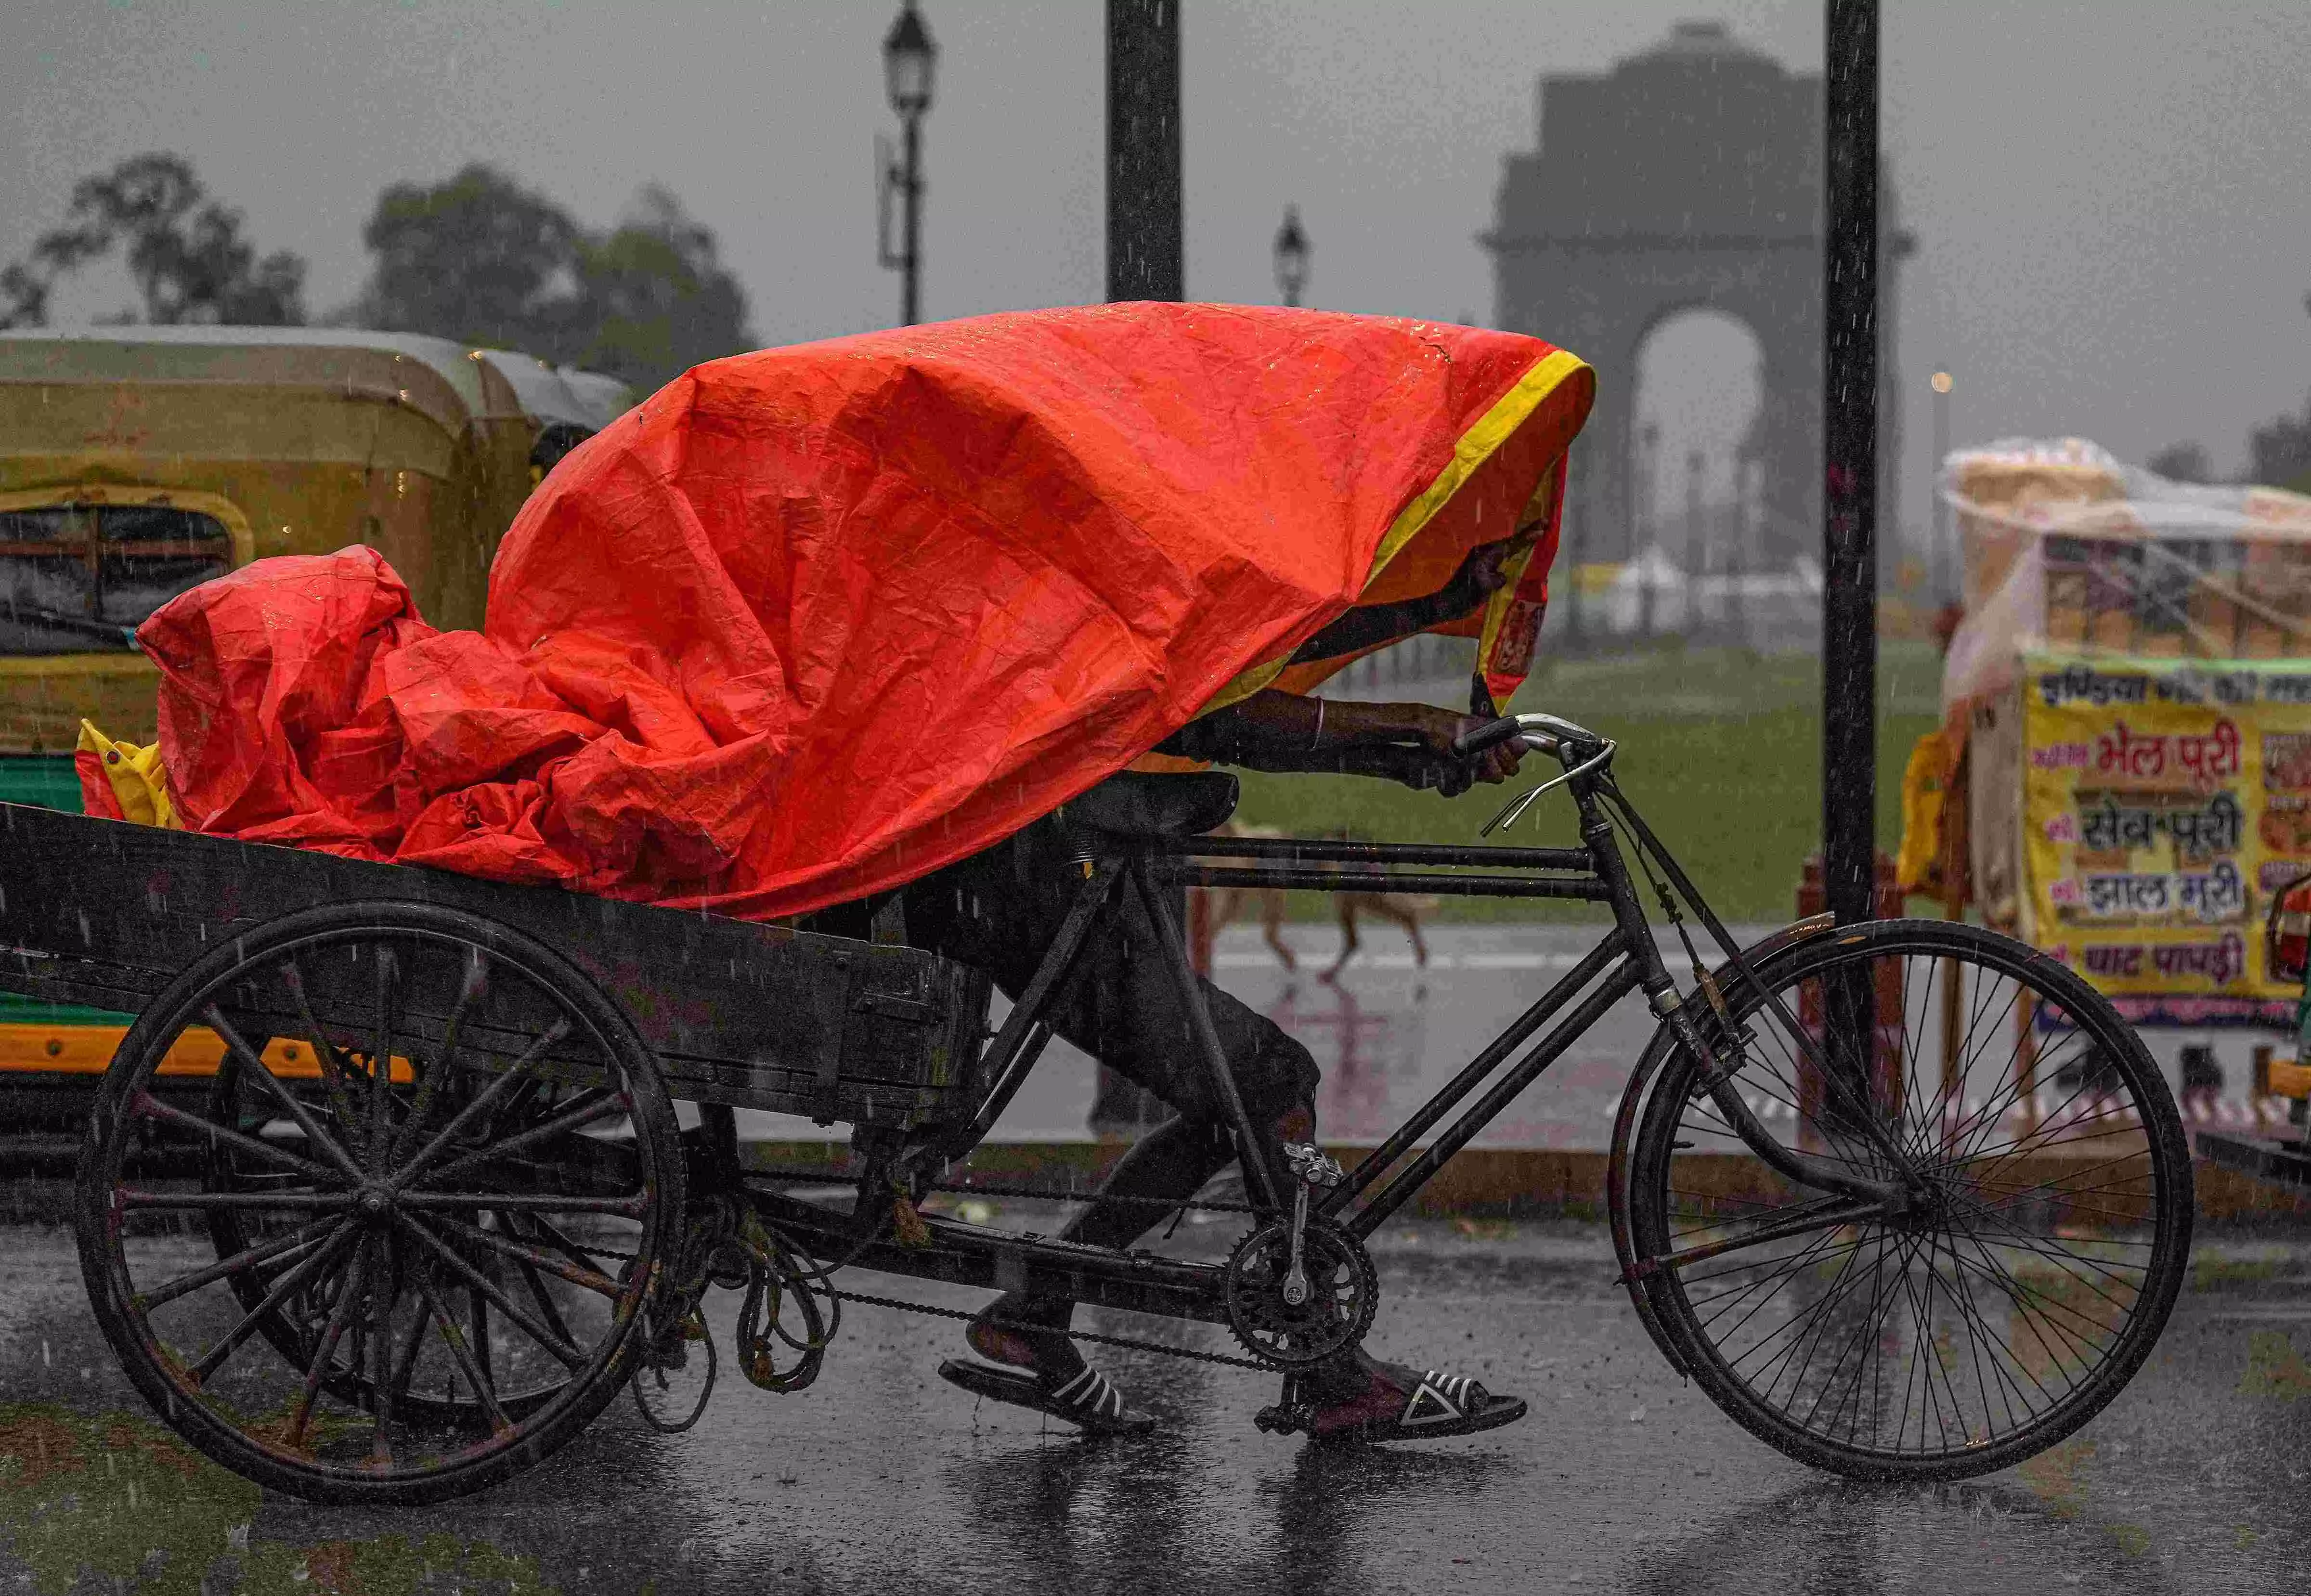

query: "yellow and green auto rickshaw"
(0, 324), (629, 1129)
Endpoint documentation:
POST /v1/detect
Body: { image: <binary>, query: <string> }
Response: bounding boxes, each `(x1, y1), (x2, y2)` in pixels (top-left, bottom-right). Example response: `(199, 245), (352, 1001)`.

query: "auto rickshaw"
(0, 324), (629, 1130)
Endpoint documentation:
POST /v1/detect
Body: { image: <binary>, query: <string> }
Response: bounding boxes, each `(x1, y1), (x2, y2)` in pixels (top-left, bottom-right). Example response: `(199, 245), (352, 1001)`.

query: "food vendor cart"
(1903, 439), (2311, 1189)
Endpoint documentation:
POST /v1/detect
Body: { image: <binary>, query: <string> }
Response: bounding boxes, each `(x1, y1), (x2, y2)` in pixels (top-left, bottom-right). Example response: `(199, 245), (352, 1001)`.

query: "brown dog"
(1204, 821), (1298, 972)
(1324, 879), (1433, 980)
(1200, 823), (1433, 981)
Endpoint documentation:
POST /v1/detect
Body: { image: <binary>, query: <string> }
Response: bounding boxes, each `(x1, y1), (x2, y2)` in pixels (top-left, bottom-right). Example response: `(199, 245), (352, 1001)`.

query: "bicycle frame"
(741, 735), (1910, 1323)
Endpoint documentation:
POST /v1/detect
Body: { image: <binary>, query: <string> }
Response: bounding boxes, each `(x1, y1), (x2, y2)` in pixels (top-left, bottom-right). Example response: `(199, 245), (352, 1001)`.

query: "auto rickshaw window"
(0, 503), (234, 654)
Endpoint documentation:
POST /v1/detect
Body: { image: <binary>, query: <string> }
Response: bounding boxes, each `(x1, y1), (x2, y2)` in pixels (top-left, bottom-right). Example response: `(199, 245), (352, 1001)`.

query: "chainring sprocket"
(1221, 1216), (1378, 1368)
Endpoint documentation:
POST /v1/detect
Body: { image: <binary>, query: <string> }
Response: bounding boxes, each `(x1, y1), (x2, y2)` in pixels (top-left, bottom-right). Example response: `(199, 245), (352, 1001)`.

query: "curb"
(742, 1138), (2311, 1227)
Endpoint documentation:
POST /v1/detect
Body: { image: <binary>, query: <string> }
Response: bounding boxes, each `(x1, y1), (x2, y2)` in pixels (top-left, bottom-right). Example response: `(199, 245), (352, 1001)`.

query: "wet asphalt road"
(3, 1207), (2308, 1595)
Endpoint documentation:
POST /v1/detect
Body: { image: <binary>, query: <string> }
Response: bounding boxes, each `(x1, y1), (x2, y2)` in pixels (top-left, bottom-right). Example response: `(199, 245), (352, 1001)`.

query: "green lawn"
(1229, 641), (1943, 922)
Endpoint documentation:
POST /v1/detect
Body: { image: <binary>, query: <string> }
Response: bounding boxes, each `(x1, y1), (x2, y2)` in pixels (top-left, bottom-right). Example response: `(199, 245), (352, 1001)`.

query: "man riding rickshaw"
(94, 302), (1596, 1443)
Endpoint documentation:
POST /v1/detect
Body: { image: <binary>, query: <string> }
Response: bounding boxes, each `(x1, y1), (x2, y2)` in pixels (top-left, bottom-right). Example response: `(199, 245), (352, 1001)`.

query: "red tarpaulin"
(138, 304), (1593, 919)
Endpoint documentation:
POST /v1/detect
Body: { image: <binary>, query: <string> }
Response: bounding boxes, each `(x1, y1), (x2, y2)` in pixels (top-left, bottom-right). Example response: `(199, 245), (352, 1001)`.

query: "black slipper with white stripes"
(937, 1358), (1158, 1436)
(1258, 1365), (1527, 1444)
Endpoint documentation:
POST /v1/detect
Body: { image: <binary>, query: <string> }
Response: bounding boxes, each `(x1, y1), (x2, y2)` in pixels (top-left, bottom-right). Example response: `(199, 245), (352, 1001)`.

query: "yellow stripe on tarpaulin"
(74, 719), (180, 828)
(1201, 654), (1293, 716)
(0, 1023), (414, 1081)
(1473, 542), (1535, 672)
(1199, 347), (1593, 715)
(1472, 461), (1559, 680)
(1364, 347), (1590, 588)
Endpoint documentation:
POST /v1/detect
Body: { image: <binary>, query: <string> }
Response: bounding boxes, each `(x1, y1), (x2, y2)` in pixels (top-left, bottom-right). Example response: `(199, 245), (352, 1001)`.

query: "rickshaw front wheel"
(1624, 918), (2192, 1482)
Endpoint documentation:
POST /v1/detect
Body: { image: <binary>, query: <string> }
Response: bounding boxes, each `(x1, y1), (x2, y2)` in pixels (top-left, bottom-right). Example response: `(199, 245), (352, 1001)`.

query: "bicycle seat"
(1061, 770), (1240, 839)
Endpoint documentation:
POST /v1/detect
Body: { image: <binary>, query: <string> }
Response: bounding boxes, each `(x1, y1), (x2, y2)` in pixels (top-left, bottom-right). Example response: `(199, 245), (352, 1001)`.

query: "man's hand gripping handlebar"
(1450, 714), (1617, 834)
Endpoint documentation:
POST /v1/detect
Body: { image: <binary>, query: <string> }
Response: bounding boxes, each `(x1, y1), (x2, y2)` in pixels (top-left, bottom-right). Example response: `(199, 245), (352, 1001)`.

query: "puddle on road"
(0, 1403), (557, 1595)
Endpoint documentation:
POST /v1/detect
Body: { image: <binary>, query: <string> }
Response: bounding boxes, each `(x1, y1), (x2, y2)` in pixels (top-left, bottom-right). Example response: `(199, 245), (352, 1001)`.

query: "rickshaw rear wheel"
(199, 1025), (596, 1429)
(76, 900), (684, 1505)
(1624, 918), (2190, 1481)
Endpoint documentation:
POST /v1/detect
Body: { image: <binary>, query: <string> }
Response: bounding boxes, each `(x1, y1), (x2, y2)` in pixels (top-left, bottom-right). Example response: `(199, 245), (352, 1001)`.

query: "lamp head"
(884, 1), (937, 118)
(1272, 205), (1310, 304)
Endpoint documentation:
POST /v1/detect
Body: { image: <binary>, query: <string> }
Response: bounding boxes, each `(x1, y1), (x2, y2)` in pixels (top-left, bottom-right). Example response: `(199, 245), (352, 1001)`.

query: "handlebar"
(1449, 712), (1604, 763)
(1450, 717), (1529, 758)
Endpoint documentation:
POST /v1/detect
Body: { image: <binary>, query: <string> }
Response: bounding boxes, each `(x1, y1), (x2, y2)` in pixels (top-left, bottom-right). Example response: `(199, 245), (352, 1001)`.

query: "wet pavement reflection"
(3, 1206), (2306, 1593)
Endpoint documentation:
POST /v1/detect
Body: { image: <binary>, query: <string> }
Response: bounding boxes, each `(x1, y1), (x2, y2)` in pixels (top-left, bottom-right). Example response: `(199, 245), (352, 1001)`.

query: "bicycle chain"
(738, 1169), (1276, 1371)
(825, 1284), (1274, 1373)
(746, 1165), (1262, 1215)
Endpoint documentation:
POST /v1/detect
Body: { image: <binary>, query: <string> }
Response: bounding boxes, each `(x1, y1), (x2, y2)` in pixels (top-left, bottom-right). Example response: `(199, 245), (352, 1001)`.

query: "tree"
(350, 167), (752, 391)
(2250, 287), (2311, 493)
(351, 164), (579, 354)
(0, 154), (305, 328)
(570, 186), (752, 388)
(2248, 398), (2311, 493)
(2147, 441), (2215, 484)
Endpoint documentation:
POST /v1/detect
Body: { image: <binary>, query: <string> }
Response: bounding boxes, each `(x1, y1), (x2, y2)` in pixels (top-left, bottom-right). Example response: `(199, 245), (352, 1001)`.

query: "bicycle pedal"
(1253, 1401), (1312, 1437)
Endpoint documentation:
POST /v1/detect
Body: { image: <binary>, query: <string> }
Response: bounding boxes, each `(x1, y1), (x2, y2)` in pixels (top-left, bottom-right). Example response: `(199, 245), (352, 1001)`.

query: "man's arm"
(1156, 534), (1538, 794)
(1156, 690), (1522, 796)
(1288, 538), (1521, 664)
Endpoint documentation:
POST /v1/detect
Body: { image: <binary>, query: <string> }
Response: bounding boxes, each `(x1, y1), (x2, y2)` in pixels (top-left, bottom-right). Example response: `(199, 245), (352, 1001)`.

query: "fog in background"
(5, 0), (2310, 559)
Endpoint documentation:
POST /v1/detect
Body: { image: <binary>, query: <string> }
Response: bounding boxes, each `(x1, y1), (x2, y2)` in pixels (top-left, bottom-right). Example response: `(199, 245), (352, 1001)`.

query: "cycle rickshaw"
(1, 307), (2192, 1505)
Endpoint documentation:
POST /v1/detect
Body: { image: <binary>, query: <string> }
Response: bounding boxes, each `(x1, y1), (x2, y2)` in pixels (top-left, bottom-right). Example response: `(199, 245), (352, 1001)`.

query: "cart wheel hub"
(355, 1186), (394, 1221)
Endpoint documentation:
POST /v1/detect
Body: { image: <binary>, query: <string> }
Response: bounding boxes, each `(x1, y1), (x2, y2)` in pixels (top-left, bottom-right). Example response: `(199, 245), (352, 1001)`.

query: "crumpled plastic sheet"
(140, 303), (1592, 920)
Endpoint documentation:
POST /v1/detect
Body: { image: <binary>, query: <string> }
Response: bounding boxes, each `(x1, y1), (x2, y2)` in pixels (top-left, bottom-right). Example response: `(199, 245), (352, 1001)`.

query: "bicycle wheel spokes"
(1628, 920), (2190, 1480)
(84, 907), (679, 1500)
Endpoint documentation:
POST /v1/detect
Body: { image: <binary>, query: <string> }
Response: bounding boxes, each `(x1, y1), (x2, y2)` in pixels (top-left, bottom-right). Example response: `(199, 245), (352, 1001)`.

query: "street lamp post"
(1272, 206), (1310, 308)
(1931, 370), (1953, 598)
(1734, 442), (1760, 649)
(1685, 448), (1706, 635)
(877, 1), (938, 326)
(1638, 421), (1661, 639)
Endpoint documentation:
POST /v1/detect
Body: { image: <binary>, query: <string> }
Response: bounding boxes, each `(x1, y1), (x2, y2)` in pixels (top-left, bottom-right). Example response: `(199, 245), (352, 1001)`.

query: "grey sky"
(6, 1), (2310, 558)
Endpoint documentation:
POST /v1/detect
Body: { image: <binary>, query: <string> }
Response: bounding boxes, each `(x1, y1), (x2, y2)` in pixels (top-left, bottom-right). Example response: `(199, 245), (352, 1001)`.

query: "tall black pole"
(1106, 0), (1182, 301)
(901, 114), (923, 325)
(1091, 0), (1184, 1138)
(1823, 0), (1879, 924)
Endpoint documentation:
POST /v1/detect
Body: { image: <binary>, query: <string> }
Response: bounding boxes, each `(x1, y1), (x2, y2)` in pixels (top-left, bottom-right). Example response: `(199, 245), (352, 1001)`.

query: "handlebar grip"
(1450, 716), (1525, 759)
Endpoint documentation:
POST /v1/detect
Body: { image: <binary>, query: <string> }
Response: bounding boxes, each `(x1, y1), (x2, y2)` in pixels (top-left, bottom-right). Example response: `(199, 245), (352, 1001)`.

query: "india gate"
(1485, 20), (1908, 573)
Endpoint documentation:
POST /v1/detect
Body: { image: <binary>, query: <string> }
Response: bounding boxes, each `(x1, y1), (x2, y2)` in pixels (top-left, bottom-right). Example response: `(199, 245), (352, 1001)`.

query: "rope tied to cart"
(632, 1199), (851, 1431)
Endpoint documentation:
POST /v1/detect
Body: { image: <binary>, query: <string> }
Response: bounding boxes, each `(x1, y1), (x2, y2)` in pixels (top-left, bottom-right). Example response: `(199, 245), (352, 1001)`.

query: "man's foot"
(964, 1311), (1082, 1382)
(1256, 1353), (1526, 1444)
(938, 1358), (1156, 1435)
(939, 1306), (1156, 1436)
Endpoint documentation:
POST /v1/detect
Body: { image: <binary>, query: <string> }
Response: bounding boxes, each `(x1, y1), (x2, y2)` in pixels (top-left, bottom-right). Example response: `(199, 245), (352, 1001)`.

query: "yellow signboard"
(2022, 653), (2311, 1026)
